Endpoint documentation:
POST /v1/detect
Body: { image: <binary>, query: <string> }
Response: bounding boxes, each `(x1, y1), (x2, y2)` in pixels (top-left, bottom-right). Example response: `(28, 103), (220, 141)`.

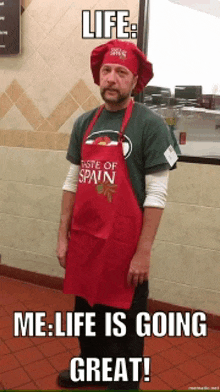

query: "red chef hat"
(91, 39), (153, 95)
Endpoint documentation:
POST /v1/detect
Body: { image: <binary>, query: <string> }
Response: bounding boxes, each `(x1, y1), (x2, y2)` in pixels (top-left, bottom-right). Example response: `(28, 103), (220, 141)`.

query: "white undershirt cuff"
(143, 170), (169, 209)
(62, 163), (80, 193)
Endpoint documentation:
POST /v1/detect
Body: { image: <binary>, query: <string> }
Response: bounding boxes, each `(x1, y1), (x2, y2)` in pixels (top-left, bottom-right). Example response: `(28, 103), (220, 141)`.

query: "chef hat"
(91, 39), (153, 95)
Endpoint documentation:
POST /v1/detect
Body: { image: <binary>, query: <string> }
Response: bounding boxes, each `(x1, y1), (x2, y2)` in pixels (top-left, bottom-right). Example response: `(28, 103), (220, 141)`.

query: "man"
(56, 39), (179, 390)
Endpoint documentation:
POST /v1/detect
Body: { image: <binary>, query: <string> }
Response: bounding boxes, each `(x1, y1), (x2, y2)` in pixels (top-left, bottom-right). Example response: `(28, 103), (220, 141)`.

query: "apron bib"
(63, 100), (143, 309)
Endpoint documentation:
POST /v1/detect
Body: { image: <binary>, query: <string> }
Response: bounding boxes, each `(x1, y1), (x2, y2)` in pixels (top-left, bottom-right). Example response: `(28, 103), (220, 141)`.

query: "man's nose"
(107, 70), (116, 83)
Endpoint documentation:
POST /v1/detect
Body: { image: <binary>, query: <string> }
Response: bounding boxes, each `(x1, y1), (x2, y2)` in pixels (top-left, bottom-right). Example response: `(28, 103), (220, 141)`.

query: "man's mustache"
(103, 88), (119, 93)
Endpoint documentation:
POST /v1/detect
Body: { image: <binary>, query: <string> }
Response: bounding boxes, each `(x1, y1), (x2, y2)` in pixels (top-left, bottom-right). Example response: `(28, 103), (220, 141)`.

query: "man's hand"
(127, 207), (164, 287)
(56, 236), (69, 269)
(57, 191), (76, 269)
(127, 250), (151, 287)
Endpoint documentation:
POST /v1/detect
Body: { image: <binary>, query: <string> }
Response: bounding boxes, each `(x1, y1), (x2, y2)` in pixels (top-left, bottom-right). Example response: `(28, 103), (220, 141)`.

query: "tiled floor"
(0, 275), (220, 391)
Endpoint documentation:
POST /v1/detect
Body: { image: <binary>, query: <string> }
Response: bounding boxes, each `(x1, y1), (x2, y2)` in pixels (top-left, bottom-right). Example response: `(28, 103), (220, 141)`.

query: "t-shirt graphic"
(85, 130), (133, 160)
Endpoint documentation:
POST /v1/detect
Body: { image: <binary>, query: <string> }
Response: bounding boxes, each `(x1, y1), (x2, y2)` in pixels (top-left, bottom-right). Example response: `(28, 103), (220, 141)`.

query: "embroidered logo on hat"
(110, 47), (127, 60)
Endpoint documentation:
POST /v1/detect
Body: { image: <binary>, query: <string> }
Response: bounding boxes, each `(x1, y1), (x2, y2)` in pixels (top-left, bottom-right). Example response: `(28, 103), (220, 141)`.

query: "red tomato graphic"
(93, 136), (111, 145)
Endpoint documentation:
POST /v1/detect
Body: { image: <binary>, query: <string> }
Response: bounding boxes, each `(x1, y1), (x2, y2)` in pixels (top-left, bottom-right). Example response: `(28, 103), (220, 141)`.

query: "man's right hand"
(56, 236), (69, 269)
(57, 190), (76, 269)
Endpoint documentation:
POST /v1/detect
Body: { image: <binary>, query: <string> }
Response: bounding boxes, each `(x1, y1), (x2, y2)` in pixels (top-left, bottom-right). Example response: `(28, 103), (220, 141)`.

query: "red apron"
(63, 99), (143, 309)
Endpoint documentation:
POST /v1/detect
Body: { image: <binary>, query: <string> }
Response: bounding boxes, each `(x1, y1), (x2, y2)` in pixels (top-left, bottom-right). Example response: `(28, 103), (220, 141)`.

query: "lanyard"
(83, 99), (134, 143)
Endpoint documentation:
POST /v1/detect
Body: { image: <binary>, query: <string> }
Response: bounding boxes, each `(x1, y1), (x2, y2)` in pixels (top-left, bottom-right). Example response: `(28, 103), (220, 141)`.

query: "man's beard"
(100, 87), (130, 105)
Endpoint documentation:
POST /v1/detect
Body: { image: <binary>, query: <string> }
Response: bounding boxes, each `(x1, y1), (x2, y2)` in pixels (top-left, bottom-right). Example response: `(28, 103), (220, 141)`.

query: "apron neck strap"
(119, 98), (134, 141)
(83, 99), (134, 143)
(83, 104), (105, 142)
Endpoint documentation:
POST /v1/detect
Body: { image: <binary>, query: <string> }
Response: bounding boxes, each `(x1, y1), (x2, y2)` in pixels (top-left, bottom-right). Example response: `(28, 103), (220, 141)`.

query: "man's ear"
(132, 75), (138, 91)
(131, 75), (138, 96)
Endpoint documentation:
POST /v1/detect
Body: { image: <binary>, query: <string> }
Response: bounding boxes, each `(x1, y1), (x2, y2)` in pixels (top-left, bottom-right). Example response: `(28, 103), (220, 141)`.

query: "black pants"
(74, 281), (149, 390)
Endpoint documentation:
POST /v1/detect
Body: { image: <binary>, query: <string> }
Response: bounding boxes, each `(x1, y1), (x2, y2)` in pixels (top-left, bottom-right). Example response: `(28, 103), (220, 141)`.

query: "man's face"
(99, 63), (138, 105)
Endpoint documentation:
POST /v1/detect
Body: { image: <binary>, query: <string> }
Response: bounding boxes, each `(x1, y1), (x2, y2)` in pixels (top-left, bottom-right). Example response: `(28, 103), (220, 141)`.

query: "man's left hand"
(127, 250), (151, 287)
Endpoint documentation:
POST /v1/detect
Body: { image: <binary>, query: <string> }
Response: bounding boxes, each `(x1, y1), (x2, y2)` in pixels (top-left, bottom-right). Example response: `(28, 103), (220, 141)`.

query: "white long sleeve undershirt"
(62, 163), (80, 193)
(143, 169), (169, 209)
(62, 164), (169, 209)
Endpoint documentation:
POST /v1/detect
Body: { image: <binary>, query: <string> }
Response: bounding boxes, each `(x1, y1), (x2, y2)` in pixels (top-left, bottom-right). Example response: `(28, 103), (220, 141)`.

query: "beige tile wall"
(0, 146), (68, 278)
(0, 0), (219, 315)
(0, 0), (139, 150)
(150, 162), (220, 315)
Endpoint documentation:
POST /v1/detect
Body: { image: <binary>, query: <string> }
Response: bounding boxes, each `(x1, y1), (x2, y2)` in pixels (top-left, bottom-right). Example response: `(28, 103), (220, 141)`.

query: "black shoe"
(57, 368), (108, 389)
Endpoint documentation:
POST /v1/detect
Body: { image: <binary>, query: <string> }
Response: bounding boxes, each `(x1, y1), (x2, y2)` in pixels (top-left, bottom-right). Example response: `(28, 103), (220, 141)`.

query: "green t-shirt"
(67, 102), (180, 209)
